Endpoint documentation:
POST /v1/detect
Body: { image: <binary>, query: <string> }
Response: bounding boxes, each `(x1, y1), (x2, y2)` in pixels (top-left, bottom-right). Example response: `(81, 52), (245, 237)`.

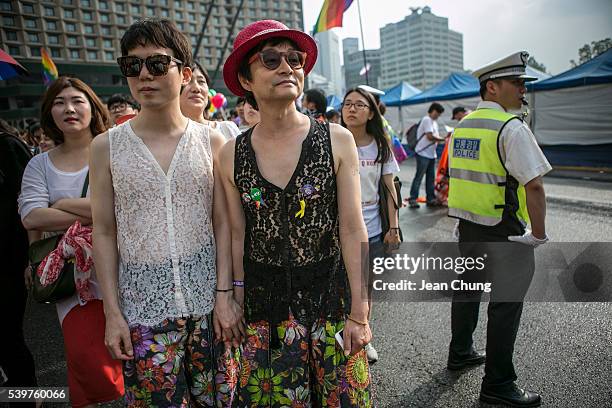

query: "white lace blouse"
(109, 120), (216, 326)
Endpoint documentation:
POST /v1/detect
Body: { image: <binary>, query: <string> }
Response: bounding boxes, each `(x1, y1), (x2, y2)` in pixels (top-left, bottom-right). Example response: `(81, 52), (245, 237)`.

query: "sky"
(302, 0), (612, 75)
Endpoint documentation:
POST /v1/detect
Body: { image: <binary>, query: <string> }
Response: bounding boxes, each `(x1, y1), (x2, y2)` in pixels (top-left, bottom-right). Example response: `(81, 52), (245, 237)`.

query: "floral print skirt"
(123, 314), (239, 407)
(235, 315), (373, 407)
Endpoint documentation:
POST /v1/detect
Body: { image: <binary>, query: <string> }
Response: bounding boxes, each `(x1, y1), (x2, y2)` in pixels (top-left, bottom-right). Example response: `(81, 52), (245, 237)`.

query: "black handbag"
(29, 173), (89, 304)
(378, 165), (403, 242)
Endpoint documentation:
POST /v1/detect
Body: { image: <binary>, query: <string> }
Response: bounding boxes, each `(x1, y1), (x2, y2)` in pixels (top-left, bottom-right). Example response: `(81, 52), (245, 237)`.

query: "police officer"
(446, 51), (552, 407)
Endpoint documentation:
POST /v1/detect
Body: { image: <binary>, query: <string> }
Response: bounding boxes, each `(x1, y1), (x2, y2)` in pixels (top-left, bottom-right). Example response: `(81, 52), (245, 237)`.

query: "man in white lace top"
(89, 18), (243, 406)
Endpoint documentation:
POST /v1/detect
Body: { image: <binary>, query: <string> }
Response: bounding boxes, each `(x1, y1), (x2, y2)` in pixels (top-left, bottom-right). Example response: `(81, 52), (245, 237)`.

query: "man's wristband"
(233, 280), (244, 287)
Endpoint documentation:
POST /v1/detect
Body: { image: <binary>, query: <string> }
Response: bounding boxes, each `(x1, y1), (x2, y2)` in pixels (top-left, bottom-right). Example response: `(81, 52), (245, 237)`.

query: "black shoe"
(426, 200), (442, 207)
(408, 199), (420, 208)
(480, 384), (541, 407)
(447, 351), (486, 370)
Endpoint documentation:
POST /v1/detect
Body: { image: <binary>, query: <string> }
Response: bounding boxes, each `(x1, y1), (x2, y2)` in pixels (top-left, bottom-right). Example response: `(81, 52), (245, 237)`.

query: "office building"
(379, 6), (463, 90)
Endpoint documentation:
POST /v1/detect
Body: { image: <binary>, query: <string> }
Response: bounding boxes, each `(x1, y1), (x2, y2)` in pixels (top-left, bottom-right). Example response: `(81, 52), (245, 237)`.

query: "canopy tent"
(380, 81), (421, 107)
(385, 68), (549, 134)
(326, 95), (342, 111)
(531, 49), (612, 91)
(531, 49), (612, 159)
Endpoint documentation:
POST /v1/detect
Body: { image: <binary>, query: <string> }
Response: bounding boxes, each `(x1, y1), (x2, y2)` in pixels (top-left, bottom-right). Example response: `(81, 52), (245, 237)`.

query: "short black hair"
(452, 106), (466, 119)
(428, 102), (444, 114)
(303, 88), (327, 114)
(120, 18), (192, 68)
(107, 93), (140, 110)
(237, 37), (300, 111)
(325, 109), (339, 120)
(235, 97), (246, 106)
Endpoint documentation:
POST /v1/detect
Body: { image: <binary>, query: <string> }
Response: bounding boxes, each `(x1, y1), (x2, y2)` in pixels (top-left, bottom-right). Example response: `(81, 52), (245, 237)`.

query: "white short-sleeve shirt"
(357, 140), (400, 238)
(415, 115), (441, 159)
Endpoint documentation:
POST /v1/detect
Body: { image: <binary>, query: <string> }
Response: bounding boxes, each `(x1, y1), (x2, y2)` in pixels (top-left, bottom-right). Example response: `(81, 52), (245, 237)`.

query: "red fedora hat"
(223, 20), (318, 96)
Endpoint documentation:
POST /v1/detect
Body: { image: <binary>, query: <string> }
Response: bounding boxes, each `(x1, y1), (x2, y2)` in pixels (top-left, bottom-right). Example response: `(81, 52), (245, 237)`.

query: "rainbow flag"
(41, 48), (58, 86)
(313, 0), (354, 35)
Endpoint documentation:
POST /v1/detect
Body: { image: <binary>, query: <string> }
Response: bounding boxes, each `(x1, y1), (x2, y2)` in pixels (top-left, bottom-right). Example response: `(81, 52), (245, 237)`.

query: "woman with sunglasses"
(18, 77), (124, 408)
(341, 87), (401, 364)
(180, 61), (241, 140)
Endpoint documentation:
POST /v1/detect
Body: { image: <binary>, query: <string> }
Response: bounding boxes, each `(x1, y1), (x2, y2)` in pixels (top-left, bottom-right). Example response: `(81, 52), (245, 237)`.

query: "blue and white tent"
(530, 49), (612, 157)
(380, 81), (421, 106)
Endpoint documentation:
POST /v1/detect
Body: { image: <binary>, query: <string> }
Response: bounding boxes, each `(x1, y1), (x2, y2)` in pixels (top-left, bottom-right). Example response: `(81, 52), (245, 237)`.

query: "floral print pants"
(236, 315), (373, 407)
(123, 314), (238, 407)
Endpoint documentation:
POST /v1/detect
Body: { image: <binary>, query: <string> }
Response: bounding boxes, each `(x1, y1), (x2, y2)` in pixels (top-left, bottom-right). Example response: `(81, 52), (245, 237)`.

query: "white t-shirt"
(357, 140), (400, 238)
(415, 115), (441, 159)
(18, 152), (100, 325)
(476, 101), (552, 185)
(208, 120), (241, 141)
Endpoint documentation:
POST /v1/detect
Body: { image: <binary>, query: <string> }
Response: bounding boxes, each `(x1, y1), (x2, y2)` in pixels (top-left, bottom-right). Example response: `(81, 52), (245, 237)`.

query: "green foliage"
(570, 38), (612, 67)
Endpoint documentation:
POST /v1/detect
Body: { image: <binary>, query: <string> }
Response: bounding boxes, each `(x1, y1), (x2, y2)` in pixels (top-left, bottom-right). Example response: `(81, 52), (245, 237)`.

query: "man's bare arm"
(90, 132), (133, 360)
(524, 176), (546, 239)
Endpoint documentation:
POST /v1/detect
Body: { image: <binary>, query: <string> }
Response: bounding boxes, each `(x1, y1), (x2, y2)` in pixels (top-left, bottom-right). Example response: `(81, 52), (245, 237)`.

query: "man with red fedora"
(218, 20), (374, 406)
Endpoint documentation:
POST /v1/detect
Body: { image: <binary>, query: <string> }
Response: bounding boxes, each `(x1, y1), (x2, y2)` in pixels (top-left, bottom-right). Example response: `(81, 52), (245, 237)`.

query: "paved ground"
(13, 158), (612, 408)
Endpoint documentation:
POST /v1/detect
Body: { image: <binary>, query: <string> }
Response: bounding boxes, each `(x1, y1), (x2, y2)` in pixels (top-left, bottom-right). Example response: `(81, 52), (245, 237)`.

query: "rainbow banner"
(313, 0), (354, 35)
(41, 48), (58, 86)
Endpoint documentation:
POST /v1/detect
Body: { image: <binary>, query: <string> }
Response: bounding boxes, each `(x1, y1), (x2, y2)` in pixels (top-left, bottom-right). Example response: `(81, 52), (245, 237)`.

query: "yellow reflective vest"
(448, 108), (529, 226)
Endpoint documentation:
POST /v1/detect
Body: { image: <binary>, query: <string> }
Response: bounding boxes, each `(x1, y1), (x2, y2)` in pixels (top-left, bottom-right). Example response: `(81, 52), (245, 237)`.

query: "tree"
(527, 56), (547, 73)
(570, 38), (612, 67)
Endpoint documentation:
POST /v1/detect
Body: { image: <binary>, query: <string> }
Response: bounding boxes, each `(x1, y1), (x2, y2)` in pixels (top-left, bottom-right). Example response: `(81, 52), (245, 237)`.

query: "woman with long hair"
(18, 77), (124, 407)
(180, 61), (241, 140)
(341, 87), (401, 364)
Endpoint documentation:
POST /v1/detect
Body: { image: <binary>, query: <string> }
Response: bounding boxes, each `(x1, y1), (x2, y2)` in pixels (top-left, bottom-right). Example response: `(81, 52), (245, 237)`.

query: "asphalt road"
(16, 173), (612, 408)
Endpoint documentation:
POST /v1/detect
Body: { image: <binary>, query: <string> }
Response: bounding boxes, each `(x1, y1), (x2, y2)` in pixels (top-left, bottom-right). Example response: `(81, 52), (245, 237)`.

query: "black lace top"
(234, 117), (350, 344)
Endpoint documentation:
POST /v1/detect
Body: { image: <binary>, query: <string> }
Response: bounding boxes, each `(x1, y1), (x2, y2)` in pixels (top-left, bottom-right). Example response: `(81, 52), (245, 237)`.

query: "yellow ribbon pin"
(295, 199), (306, 218)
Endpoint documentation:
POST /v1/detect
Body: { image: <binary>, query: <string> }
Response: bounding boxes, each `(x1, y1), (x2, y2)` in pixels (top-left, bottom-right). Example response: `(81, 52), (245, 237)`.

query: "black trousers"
(0, 265), (37, 406)
(449, 219), (535, 388)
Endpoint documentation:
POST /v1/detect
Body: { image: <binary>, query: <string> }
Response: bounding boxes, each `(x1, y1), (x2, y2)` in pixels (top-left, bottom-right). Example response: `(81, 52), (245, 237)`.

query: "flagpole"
(356, 0), (369, 85)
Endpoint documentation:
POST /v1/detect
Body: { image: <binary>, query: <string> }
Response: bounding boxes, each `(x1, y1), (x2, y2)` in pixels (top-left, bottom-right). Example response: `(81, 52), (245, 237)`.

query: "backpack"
(405, 121), (423, 151)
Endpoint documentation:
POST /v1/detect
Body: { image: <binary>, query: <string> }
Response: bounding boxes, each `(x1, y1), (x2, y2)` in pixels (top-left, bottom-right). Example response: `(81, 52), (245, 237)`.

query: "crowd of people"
(1, 16), (551, 408)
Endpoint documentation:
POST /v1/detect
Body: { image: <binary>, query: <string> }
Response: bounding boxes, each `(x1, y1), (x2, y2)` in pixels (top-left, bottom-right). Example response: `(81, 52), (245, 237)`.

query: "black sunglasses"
(116, 54), (183, 77)
(248, 49), (307, 70)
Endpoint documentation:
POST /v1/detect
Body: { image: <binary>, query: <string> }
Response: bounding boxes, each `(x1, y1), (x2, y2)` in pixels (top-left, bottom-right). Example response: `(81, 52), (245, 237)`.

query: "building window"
(176, 22), (184, 30)
(103, 39), (113, 48)
(161, 9), (169, 17)
(62, 0), (73, 4)
(22, 3), (35, 14)
(64, 9), (75, 19)
(187, 1), (194, 10)
(188, 12), (196, 21)
(160, 0), (168, 6)
(5, 30), (18, 41)
(30, 47), (41, 57)
(84, 25), (94, 34)
(50, 48), (61, 58)
(117, 15), (127, 24)
(146, 6), (155, 16)
(189, 23), (196, 32)
(81, 0), (92, 6)
(46, 20), (57, 30)
(175, 11), (182, 19)
(44, 6), (55, 16)
(105, 51), (114, 60)
(27, 32), (39, 42)
(85, 38), (96, 47)
(174, 0), (182, 8)
(87, 50), (98, 60)
(99, 1), (109, 9)
(24, 19), (37, 29)
(8, 46), (21, 56)
(66, 22), (77, 32)
(131, 4), (140, 13)
(101, 26), (112, 35)
(100, 13), (110, 23)
(82, 11), (93, 21)
(0, 1), (13, 11)
(48, 34), (60, 44)
(70, 49), (80, 59)
(2, 16), (15, 26)
(67, 36), (78, 46)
